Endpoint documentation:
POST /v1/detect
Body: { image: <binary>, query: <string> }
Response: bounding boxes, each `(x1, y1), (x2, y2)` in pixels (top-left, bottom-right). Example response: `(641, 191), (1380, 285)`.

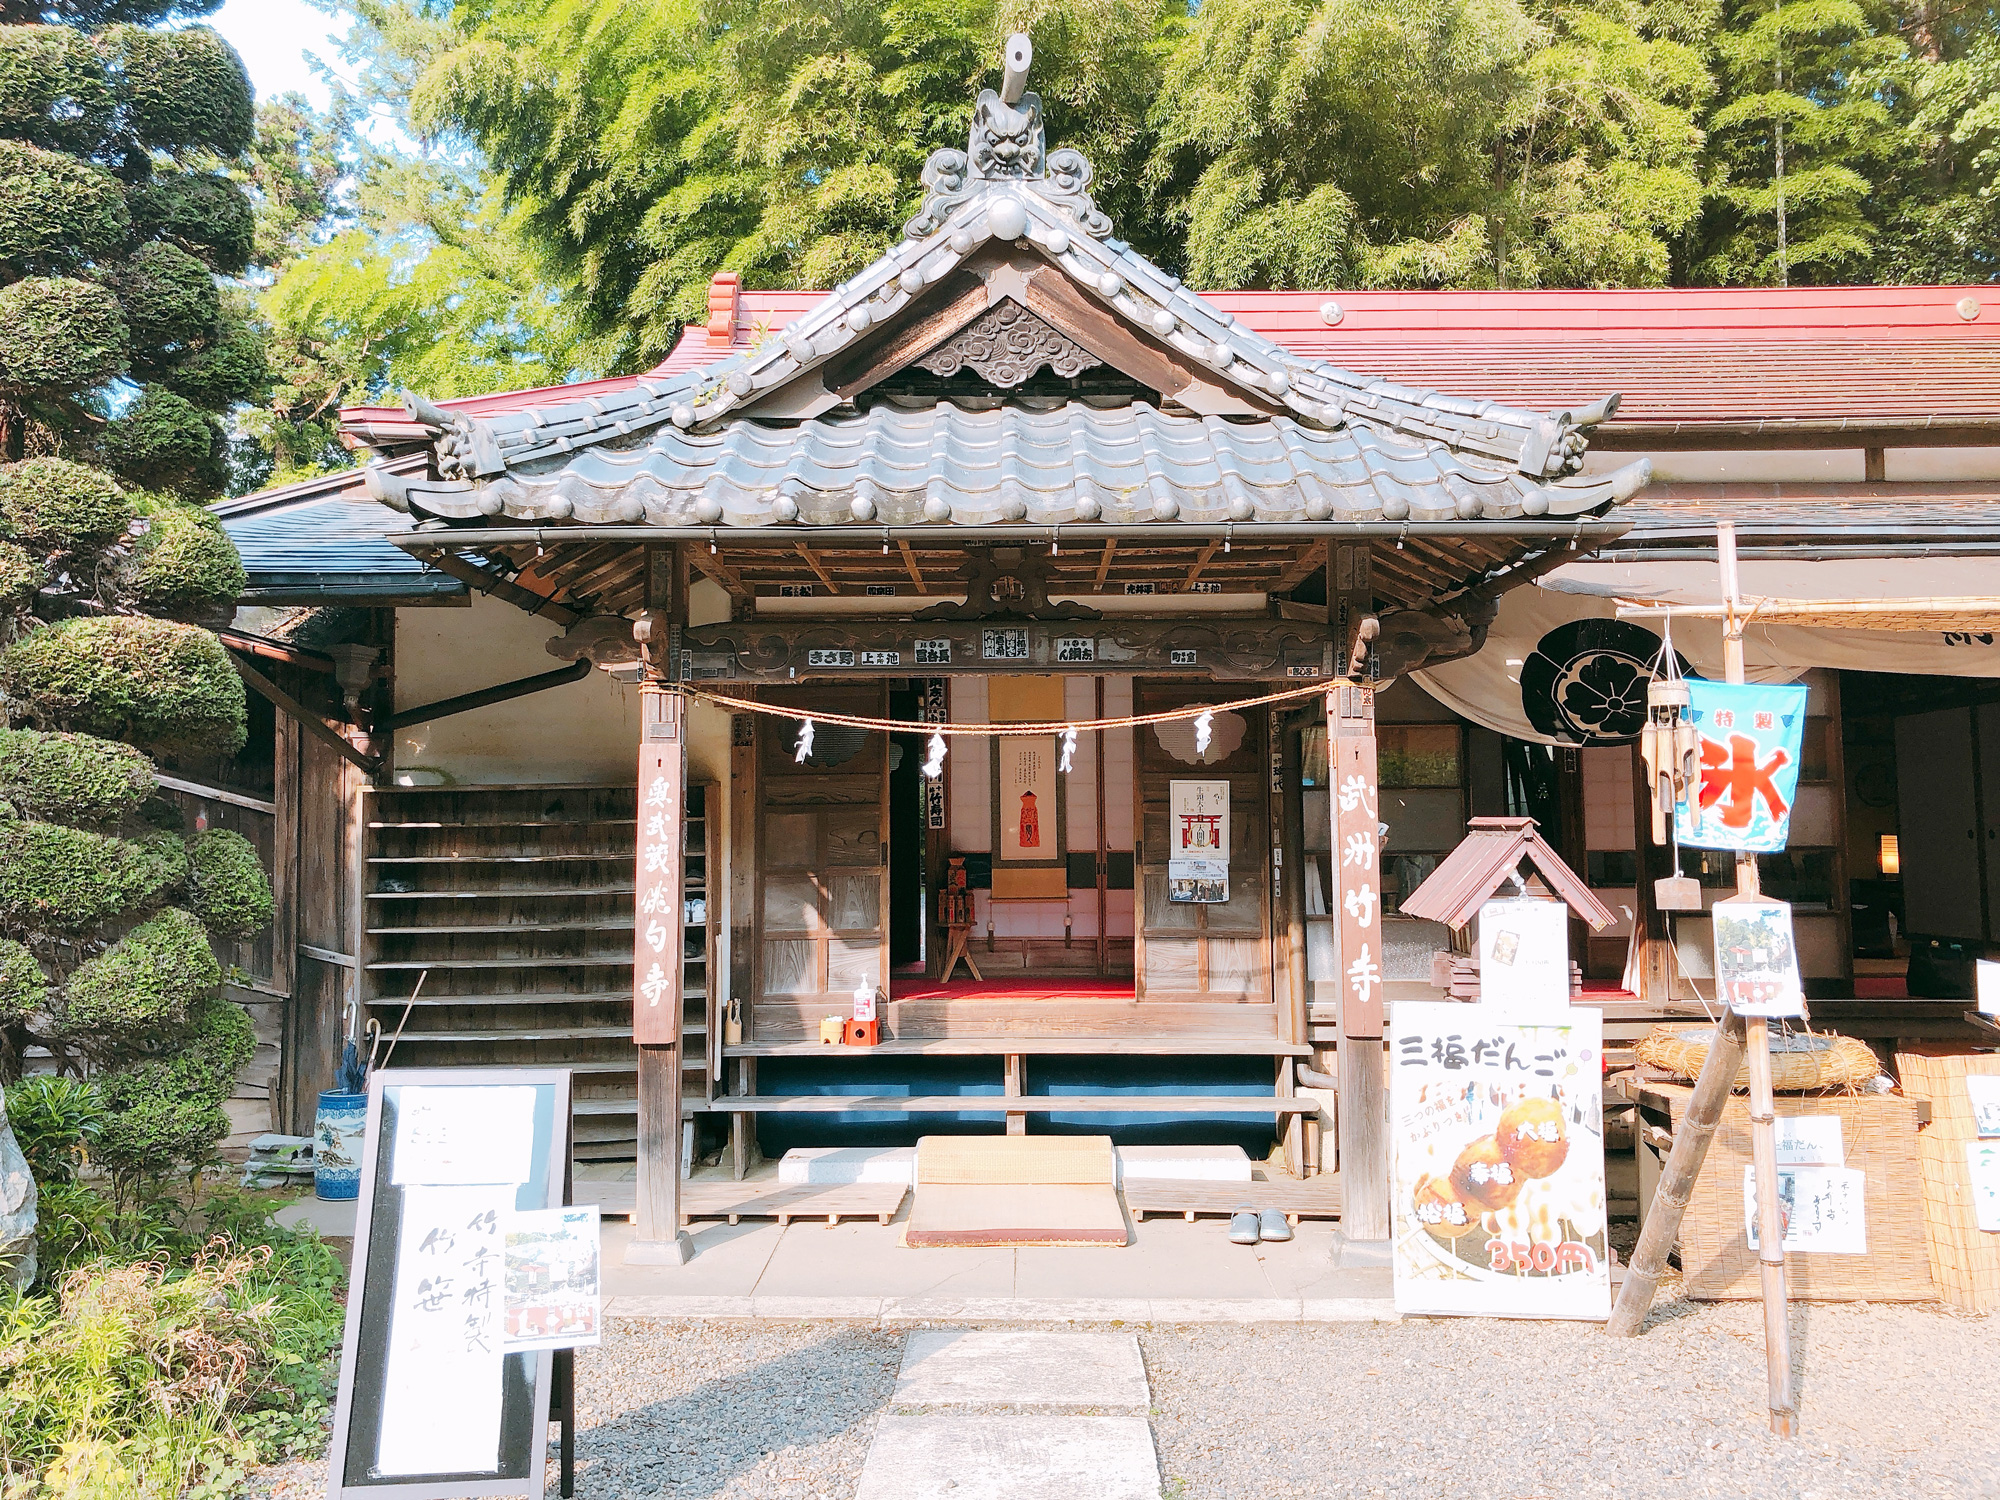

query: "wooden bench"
(587, 1178), (908, 1227)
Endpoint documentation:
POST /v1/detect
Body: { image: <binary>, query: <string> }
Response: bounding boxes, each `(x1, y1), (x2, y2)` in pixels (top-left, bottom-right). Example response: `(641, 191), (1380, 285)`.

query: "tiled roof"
(211, 463), (465, 601)
(645, 284), (2000, 430)
(372, 400), (1644, 532)
(349, 82), (1643, 536)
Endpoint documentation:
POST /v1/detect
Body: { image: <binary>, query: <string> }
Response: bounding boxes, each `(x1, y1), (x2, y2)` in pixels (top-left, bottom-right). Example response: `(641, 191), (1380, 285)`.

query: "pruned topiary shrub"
(90, 990), (250, 1178)
(1, 615), (246, 758)
(124, 171), (254, 275)
(97, 25), (254, 158)
(0, 138), (129, 277)
(188, 827), (270, 939)
(0, 822), (167, 932)
(121, 500), (243, 618)
(56, 906), (218, 1042)
(0, 542), (40, 614)
(0, 938), (48, 1025)
(0, 24), (114, 155)
(0, 275), (126, 394)
(105, 240), (218, 372)
(0, 456), (132, 552)
(100, 386), (220, 494)
(159, 300), (266, 408)
(0, 728), (155, 826)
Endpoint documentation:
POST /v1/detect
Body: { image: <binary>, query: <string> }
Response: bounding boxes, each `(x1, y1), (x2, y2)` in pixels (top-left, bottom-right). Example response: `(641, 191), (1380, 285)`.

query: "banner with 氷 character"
(1389, 1001), (1610, 1319)
(1674, 680), (1809, 854)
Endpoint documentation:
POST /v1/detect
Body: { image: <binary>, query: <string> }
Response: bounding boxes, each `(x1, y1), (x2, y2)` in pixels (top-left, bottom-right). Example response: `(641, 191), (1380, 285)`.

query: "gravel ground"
(252, 1302), (2000, 1499)
(1144, 1300), (2000, 1500)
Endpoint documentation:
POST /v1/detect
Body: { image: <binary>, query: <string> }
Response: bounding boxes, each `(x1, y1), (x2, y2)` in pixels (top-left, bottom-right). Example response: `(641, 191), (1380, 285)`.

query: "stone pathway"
(854, 1330), (1161, 1500)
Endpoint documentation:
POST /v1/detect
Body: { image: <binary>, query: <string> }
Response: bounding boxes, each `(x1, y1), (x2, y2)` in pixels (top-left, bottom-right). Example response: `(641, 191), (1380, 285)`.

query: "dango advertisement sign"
(1389, 1001), (1610, 1319)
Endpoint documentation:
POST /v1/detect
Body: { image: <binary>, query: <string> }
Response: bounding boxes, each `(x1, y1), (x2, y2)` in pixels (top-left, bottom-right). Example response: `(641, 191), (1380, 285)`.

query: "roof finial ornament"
(1001, 32), (1032, 104)
(902, 30), (1113, 240)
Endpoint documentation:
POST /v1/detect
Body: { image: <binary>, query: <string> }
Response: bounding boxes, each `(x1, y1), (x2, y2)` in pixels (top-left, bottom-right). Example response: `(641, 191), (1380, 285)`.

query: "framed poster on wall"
(1168, 779), (1230, 903)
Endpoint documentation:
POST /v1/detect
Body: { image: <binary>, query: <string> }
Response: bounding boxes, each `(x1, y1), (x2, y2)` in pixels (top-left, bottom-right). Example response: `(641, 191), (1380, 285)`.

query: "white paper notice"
(374, 1186), (511, 1477)
(392, 1085), (537, 1186)
(1967, 1076), (2000, 1139)
(1744, 1165), (1867, 1255)
(1477, 898), (1571, 1019)
(503, 1206), (602, 1352)
(1977, 959), (2000, 1016)
(1967, 1142), (2000, 1232)
(1772, 1115), (1844, 1166)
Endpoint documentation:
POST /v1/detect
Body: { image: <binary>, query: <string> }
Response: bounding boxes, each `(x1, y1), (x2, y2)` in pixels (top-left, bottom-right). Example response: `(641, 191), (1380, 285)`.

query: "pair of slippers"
(1227, 1208), (1294, 1245)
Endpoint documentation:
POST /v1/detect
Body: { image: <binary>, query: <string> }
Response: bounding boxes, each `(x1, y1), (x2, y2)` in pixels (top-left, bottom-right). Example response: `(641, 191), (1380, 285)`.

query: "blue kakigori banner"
(1673, 680), (1810, 853)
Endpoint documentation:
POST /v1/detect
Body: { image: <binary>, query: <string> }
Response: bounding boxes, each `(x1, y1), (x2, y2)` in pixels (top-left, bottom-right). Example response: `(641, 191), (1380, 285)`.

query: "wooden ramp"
(1122, 1173), (1343, 1225)
(587, 1178), (908, 1227)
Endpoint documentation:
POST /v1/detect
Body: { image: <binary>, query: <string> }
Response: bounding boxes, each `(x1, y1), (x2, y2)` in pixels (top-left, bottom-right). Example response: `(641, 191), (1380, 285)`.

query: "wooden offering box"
(1622, 1078), (1936, 1302)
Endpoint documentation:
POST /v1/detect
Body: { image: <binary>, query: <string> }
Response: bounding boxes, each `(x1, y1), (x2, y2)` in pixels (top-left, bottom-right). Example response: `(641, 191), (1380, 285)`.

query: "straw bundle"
(1635, 1025), (1879, 1093)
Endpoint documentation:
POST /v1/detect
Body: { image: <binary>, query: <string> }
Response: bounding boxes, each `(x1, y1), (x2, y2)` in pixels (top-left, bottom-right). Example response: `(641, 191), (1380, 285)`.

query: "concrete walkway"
(856, 1330), (1161, 1500)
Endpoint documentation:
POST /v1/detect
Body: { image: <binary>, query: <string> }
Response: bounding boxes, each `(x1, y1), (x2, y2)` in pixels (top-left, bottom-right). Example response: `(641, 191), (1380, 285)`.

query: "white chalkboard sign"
(326, 1068), (572, 1500)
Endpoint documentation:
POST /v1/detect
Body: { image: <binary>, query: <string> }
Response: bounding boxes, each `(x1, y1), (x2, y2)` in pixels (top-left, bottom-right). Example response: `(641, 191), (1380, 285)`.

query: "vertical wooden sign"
(633, 683), (685, 1047)
(1329, 683), (1382, 1038)
(1329, 679), (1389, 1241)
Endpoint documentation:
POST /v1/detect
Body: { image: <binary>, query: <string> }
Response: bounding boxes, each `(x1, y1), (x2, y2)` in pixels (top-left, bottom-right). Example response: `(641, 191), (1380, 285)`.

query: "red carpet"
(1851, 976), (1909, 998)
(890, 977), (1137, 1002)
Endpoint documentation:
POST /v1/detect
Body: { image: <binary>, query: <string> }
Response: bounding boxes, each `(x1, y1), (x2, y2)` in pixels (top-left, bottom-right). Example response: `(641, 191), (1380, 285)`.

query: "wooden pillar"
(628, 546), (694, 1266)
(1279, 716), (1310, 1175)
(1329, 681), (1389, 1240)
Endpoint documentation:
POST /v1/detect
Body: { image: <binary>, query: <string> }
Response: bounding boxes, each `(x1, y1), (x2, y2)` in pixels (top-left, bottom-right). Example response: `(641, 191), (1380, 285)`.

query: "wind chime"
(1639, 618), (1702, 910)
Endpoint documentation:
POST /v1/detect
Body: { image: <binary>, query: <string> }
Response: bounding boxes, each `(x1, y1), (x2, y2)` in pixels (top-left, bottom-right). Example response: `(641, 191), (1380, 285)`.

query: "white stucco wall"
(391, 587), (732, 786)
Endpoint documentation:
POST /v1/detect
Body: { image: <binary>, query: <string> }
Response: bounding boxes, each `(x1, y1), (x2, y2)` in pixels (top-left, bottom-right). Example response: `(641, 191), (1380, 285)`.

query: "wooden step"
(366, 824), (632, 836)
(368, 921), (636, 936)
(1124, 1175), (1343, 1224)
(369, 853), (631, 865)
(687, 1095), (1320, 1115)
(588, 1179), (907, 1227)
(367, 957), (633, 971)
(726, 1038), (1311, 1058)
(388, 1025), (637, 1042)
(366, 1000), (632, 1012)
(367, 886), (637, 900)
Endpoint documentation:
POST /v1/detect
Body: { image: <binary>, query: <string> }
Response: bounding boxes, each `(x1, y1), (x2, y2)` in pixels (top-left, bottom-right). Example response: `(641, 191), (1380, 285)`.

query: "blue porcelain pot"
(314, 1090), (367, 1200)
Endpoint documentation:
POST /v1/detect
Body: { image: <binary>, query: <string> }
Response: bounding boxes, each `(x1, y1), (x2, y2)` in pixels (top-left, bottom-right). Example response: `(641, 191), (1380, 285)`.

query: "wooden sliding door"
(1133, 681), (1272, 1004)
(752, 684), (891, 1039)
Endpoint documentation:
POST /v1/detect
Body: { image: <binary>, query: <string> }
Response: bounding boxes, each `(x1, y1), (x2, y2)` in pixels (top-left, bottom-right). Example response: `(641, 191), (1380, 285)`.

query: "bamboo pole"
(1605, 1009), (1747, 1335)
(1718, 519), (1797, 1438)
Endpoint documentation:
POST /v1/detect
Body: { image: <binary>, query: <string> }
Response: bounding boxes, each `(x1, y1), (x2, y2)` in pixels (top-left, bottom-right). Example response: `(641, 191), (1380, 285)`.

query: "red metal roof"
(345, 282), (2000, 436)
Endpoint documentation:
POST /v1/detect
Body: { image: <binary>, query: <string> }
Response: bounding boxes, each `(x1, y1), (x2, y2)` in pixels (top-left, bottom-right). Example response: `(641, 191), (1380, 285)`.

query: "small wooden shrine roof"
(1400, 816), (1616, 932)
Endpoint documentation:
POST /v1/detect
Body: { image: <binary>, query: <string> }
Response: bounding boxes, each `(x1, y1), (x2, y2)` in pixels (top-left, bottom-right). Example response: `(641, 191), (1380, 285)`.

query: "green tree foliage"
(0, 727), (156, 826)
(0, 8), (263, 485)
(0, 613), (247, 758)
(0, 0), (271, 1210)
(282, 0), (1994, 401)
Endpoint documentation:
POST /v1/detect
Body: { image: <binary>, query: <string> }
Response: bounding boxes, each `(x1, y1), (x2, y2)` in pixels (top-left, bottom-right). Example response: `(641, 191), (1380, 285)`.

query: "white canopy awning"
(1413, 556), (2000, 744)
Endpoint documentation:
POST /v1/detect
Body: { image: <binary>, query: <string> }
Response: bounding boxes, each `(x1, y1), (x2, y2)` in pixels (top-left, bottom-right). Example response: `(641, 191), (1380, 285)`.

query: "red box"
(843, 1018), (880, 1047)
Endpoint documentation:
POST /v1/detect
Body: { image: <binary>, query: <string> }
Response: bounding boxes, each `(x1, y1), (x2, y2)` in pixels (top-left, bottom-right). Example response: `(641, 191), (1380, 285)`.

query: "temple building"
(203, 48), (2000, 1260)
